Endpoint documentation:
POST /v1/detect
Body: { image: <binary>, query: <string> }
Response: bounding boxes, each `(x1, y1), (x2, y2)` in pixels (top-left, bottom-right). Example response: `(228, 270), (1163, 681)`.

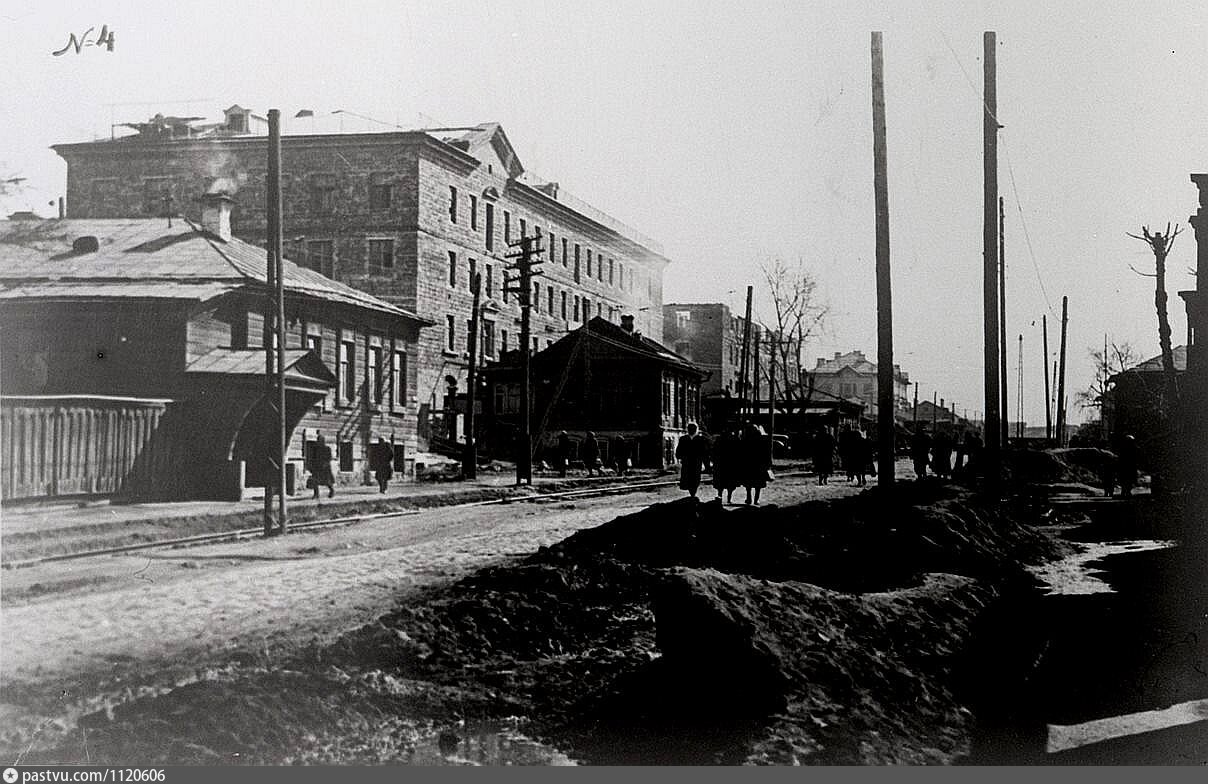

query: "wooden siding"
(1, 396), (180, 502)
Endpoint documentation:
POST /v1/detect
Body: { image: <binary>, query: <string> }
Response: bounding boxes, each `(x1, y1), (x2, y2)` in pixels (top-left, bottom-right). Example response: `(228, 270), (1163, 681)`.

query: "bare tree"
(756, 258), (828, 404)
(1127, 224), (1182, 413)
(1076, 340), (1138, 413)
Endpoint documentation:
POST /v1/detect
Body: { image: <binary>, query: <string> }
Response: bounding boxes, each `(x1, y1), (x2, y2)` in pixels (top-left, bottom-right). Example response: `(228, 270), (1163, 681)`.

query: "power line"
(1003, 136), (1058, 317)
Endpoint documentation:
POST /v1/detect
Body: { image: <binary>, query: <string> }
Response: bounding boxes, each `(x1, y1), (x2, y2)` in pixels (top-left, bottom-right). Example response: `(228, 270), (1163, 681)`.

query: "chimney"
(834, 352), (841, 359)
(620, 314), (635, 333)
(199, 192), (234, 241)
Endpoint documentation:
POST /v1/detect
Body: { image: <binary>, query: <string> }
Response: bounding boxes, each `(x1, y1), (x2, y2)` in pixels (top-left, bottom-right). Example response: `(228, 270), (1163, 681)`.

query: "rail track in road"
(2, 477), (685, 569)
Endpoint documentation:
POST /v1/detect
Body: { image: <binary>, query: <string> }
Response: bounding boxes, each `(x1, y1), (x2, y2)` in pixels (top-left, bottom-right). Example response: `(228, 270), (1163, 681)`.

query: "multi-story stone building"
(662, 303), (759, 397)
(53, 108), (669, 448)
(806, 350), (910, 412)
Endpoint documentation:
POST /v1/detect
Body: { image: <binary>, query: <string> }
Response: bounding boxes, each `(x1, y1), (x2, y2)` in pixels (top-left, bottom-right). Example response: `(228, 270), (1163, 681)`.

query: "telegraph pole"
(982, 30), (1002, 488)
(1043, 314), (1052, 444)
(506, 232), (544, 484)
(753, 328), (762, 425)
(264, 108), (287, 536)
(738, 286), (754, 419)
(912, 381), (919, 428)
(1017, 334), (1024, 440)
(872, 31), (896, 484)
(1056, 295), (1069, 447)
(463, 272), (481, 479)
(768, 336), (777, 462)
(999, 196), (1009, 448)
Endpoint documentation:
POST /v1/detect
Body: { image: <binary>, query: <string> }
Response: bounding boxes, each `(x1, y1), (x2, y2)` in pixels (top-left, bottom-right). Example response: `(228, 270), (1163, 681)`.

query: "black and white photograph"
(1, 0), (1206, 768)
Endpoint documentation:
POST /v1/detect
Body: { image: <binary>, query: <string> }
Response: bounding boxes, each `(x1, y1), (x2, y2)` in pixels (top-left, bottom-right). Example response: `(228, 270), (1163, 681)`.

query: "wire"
(1003, 137), (1058, 318)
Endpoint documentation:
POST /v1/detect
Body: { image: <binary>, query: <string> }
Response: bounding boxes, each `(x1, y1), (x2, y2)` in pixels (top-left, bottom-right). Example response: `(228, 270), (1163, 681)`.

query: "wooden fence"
(1, 396), (177, 502)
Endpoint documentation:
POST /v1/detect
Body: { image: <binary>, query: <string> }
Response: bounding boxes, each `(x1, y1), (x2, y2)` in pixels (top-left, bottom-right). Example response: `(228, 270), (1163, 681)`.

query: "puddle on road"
(407, 720), (577, 766)
(1028, 539), (1176, 595)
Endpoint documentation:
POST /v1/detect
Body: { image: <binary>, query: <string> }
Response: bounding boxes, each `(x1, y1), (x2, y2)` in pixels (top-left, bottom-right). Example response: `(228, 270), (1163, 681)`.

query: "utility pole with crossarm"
(505, 233), (544, 485)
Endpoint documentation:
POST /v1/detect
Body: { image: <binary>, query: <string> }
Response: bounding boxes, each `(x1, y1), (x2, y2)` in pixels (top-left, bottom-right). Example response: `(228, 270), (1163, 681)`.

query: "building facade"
(483, 316), (704, 469)
(53, 111), (669, 450)
(662, 303), (757, 397)
(0, 203), (429, 501)
(806, 350), (910, 413)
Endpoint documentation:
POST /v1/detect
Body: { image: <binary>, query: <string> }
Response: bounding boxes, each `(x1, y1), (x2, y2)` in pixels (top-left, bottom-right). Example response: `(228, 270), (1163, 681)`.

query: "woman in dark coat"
(676, 422), (708, 498)
(711, 428), (741, 503)
(741, 423), (772, 505)
(582, 431), (601, 476)
(308, 433), (335, 499)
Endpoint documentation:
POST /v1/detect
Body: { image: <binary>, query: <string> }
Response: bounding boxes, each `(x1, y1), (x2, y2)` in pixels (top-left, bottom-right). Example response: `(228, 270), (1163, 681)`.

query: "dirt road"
(2, 473), (862, 712)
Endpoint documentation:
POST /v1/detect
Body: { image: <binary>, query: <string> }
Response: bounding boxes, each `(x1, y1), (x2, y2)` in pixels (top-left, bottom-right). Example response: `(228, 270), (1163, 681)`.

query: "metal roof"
(186, 348), (335, 386)
(0, 281), (235, 301)
(0, 218), (430, 324)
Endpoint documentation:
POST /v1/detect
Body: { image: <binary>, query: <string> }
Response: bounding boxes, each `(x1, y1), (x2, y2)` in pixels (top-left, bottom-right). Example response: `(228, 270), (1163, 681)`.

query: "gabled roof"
(556, 316), (705, 377)
(187, 348), (336, 387)
(0, 218), (431, 325)
(1112, 345), (1188, 378)
(427, 123), (524, 179)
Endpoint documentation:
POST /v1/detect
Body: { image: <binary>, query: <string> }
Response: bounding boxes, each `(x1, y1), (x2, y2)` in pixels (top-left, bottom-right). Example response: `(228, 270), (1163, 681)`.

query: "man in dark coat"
(839, 426), (862, 483)
(676, 422), (708, 498)
(557, 431), (571, 477)
(369, 436), (394, 493)
(1117, 434), (1139, 497)
(308, 433), (335, 499)
(931, 430), (954, 480)
(911, 429), (932, 481)
(741, 423), (772, 505)
(812, 427), (835, 485)
(582, 431), (601, 476)
(612, 435), (631, 476)
(711, 428), (741, 502)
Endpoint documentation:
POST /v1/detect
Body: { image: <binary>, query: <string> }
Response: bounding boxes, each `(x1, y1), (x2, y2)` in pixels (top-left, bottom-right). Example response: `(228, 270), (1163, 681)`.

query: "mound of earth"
(40, 486), (1068, 765)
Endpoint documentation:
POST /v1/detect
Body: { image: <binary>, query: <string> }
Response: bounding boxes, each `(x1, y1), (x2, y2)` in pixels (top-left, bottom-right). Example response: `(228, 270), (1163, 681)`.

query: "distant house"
(1103, 345), (1187, 444)
(805, 350), (910, 413)
(0, 195), (430, 502)
(483, 315), (705, 468)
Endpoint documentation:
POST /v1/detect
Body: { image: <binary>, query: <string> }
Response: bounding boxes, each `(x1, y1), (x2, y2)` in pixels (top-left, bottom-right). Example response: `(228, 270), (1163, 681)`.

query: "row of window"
(122, 175), (400, 217)
(442, 315), (555, 356)
(447, 185), (641, 295)
(294, 238), (395, 276)
(446, 250), (626, 322)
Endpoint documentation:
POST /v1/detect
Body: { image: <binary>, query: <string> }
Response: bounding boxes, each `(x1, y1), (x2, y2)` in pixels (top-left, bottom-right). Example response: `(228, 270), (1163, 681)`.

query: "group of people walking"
(911, 428), (982, 481)
(809, 426), (877, 486)
(675, 421), (774, 506)
(304, 434), (397, 499)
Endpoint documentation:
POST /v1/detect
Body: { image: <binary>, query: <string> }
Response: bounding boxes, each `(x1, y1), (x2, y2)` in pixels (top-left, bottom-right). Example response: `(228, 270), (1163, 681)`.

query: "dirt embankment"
(22, 483), (1069, 765)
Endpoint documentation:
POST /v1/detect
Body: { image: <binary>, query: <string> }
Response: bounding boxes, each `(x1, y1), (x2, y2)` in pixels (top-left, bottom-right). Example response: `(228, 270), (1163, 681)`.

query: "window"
(609, 258), (615, 286)
(306, 333), (322, 357)
(597, 302), (603, 318)
(446, 315), (456, 351)
(338, 441), (354, 472)
(598, 256), (605, 281)
(587, 249), (593, 278)
(519, 218), (527, 238)
(533, 337), (539, 352)
(482, 321), (495, 357)
(468, 257), (476, 292)
(486, 264), (494, 297)
(676, 310), (691, 329)
(504, 211), (511, 242)
(574, 295), (581, 321)
(369, 183), (393, 210)
(448, 251), (457, 287)
(501, 329), (509, 353)
(449, 186), (458, 222)
(142, 177), (172, 215)
(533, 281), (540, 307)
(561, 290), (568, 320)
(574, 244), (581, 282)
(549, 231), (556, 264)
(369, 345), (383, 404)
(306, 240), (335, 277)
(392, 350), (407, 407)
(310, 175), (336, 212)
(368, 239), (394, 271)
(562, 237), (569, 267)
(547, 286), (554, 315)
(470, 195), (478, 230)
(619, 263), (624, 289)
(339, 340), (356, 403)
(583, 297), (590, 319)
(485, 203), (494, 251)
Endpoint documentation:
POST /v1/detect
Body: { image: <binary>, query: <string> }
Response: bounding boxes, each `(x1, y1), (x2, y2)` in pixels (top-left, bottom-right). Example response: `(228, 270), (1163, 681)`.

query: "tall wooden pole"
(1056, 295), (1069, 447)
(464, 272), (481, 479)
(272, 109), (287, 535)
(1043, 314), (1052, 444)
(1017, 334), (1024, 440)
(932, 391), (938, 430)
(769, 336), (777, 460)
(912, 381), (919, 428)
(264, 108), (287, 536)
(999, 196), (1009, 447)
(872, 31), (896, 485)
(753, 329), (762, 425)
(739, 285), (754, 419)
(982, 31), (1002, 487)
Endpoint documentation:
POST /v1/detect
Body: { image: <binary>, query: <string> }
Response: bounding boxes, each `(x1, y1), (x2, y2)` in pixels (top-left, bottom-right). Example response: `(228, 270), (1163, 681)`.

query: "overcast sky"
(3, 0), (1205, 427)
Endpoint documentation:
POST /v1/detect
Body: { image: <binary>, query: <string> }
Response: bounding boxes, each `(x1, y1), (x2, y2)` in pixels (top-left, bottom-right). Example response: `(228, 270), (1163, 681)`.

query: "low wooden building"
(482, 315), (704, 468)
(0, 198), (430, 502)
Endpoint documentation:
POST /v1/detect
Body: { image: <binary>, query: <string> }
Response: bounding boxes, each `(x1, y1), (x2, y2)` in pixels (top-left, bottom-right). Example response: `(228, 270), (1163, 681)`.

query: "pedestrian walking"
(369, 436), (394, 493)
(557, 430), (570, 477)
(612, 435), (631, 476)
(812, 426), (835, 485)
(741, 422), (772, 505)
(711, 427), (741, 503)
(582, 431), (601, 476)
(911, 428), (932, 481)
(931, 430), (953, 480)
(307, 433), (335, 499)
(839, 425), (862, 483)
(1117, 434), (1138, 497)
(675, 422), (708, 498)
(853, 429), (873, 486)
